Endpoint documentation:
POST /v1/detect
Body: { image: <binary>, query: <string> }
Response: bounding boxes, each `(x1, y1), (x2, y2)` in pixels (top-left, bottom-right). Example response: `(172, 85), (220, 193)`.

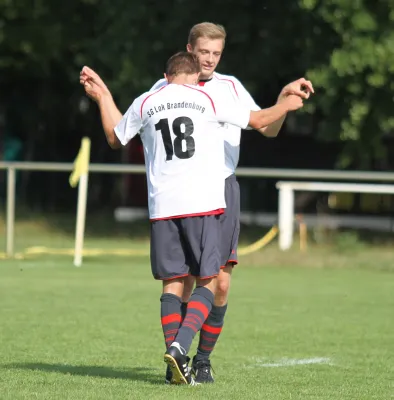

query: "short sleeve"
(233, 77), (260, 111)
(213, 87), (250, 129)
(231, 78), (262, 130)
(114, 96), (143, 146)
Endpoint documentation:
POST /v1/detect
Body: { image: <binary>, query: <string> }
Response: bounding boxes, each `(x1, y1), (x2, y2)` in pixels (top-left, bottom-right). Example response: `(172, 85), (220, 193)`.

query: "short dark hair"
(165, 52), (200, 77)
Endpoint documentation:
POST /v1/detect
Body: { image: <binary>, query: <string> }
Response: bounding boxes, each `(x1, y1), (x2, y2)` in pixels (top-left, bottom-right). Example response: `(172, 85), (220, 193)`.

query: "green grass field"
(1, 218), (394, 399)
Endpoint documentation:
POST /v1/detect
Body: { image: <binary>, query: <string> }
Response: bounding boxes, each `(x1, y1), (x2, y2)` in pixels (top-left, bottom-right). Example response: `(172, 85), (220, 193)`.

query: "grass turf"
(1, 241), (394, 399)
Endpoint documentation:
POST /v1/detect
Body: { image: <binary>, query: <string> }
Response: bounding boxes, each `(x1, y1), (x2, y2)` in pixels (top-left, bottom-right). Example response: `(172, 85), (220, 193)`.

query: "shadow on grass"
(6, 362), (163, 385)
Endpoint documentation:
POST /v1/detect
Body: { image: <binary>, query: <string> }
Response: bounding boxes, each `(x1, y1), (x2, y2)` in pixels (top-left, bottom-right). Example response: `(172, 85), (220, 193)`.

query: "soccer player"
(80, 52), (305, 385)
(149, 22), (315, 384)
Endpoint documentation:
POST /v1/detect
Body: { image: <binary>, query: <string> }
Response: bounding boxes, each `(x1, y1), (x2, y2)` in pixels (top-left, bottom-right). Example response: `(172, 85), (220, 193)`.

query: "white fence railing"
(2, 162), (394, 258)
(276, 181), (394, 251)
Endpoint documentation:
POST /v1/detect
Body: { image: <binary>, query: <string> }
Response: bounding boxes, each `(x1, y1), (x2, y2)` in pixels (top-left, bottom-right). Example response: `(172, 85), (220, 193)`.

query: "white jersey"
(115, 84), (250, 220)
(150, 72), (260, 178)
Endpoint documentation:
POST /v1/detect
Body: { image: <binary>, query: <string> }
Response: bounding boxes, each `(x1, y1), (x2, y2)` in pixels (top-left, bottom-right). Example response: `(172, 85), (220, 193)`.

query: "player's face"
(187, 38), (224, 79)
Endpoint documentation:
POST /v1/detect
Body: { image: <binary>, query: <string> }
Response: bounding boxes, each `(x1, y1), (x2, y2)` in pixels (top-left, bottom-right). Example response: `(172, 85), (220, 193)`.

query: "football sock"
(195, 304), (227, 361)
(174, 286), (214, 354)
(160, 293), (182, 348)
(181, 302), (188, 321)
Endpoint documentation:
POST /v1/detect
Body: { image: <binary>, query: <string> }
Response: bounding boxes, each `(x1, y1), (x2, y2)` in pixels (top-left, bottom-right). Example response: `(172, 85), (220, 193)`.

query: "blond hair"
(188, 22), (226, 48)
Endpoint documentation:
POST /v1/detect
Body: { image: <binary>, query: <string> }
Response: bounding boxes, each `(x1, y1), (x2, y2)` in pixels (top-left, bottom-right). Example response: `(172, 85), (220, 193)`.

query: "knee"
(182, 275), (195, 302)
(214, 276), (231, 306)
(162, 278), (185, 298)
(216, 278), (230, 298)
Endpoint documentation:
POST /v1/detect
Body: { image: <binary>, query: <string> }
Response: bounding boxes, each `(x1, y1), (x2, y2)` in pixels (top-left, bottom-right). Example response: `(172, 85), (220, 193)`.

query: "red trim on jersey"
(213, 75), (239, 98)
(150, 208), (224, 222)
(140, 86), (167, 118)
(198, 81), (206, 86)
(182, 84), (216, 114)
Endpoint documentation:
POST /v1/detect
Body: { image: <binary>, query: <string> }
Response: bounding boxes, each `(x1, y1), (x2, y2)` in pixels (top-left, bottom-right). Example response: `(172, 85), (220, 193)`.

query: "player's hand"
(79, 66), (111, 103)
(278, 78), (314, 102)
(283, 94), (304, 111)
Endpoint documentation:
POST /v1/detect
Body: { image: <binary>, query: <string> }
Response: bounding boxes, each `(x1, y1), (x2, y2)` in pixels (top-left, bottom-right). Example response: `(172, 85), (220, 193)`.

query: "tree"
(299, 0), (394, 169)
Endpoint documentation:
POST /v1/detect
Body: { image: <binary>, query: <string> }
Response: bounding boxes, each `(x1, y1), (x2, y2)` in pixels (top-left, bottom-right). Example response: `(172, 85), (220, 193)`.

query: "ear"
(164, 73), (168, 82)
(186, 43), (192, 53)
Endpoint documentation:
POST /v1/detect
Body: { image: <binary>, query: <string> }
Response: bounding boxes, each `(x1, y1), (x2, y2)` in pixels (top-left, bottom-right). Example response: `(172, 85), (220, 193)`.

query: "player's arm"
(80, 66), (123, 149)
(235, 79), (282, 136)
(216, 93), (304, 131)
(113, 97), (144, 147)
(248, 96), (304, 129)
(98, 94), (123, 149)
(260, 78), (315, 136)
(234, 77), (313, 137)
(231, 78), (277, 135)
(98, 77), (165, 146)
(258, 117), (285, 137)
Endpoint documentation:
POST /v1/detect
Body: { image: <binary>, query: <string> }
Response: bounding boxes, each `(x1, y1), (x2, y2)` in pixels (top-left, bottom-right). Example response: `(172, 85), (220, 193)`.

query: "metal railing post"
(278, 184), (294, 251)
(6, 167), (16, 258)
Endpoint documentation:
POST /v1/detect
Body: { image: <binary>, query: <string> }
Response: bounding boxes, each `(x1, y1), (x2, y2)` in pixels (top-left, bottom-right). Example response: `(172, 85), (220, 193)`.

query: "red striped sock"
(174, 286), (214, 354)
(160, 293), (182, 348)
(196, 304), (227, 361)
(181, 302), (188, 321)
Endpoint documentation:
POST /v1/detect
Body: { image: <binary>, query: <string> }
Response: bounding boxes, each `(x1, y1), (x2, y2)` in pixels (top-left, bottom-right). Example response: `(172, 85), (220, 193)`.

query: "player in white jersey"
(80, 25), (313, 384)
(148, 23), (314, 384)
(80, 51), (305, 385)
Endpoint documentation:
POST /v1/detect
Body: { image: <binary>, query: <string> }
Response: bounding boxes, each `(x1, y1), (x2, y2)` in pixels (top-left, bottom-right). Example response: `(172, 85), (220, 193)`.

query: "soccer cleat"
(165, 365), (172, 385)
(164, 342), (197, 385)
(165, 356), (191, 384)
(192, 356), (215, 383)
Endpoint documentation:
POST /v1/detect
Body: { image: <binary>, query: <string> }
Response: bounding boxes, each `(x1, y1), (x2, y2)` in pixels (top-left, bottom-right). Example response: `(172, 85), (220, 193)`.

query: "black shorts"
(150, 214), (221, 280)
(220, 174), (240, 267)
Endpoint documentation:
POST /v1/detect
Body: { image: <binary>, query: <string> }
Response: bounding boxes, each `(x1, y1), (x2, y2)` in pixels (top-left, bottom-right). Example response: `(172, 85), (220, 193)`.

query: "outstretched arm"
(258, 115), (287, 137)
(257, 78), (314, 137)
(248, 95), (304, 130)
(80, 66), (122, 149)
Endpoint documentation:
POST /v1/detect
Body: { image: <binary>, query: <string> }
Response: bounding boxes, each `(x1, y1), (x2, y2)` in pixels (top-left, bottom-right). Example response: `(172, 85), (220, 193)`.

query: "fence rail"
(2, 161), (394, 258)
(276, 181), (394, 250)
(2, 162), (394, 180)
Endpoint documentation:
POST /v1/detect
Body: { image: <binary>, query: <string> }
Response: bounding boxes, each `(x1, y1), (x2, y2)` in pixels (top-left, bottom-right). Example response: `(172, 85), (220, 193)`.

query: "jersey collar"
(198, 77), (213, 87)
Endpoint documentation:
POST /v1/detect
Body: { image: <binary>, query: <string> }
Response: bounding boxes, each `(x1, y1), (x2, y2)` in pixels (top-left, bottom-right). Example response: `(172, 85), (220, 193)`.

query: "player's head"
(186, 22), (226, 79)
(164, 52), (201, 85)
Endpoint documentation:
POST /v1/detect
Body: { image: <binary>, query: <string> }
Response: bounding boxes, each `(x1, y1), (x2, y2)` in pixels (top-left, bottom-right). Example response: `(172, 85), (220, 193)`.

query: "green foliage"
(1, 0), (393, 170)
(299, 0), (394, 168)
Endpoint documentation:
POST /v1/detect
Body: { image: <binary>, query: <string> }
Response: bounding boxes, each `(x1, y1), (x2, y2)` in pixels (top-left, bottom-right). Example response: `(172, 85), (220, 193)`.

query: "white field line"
(249, 357), (334, 368)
